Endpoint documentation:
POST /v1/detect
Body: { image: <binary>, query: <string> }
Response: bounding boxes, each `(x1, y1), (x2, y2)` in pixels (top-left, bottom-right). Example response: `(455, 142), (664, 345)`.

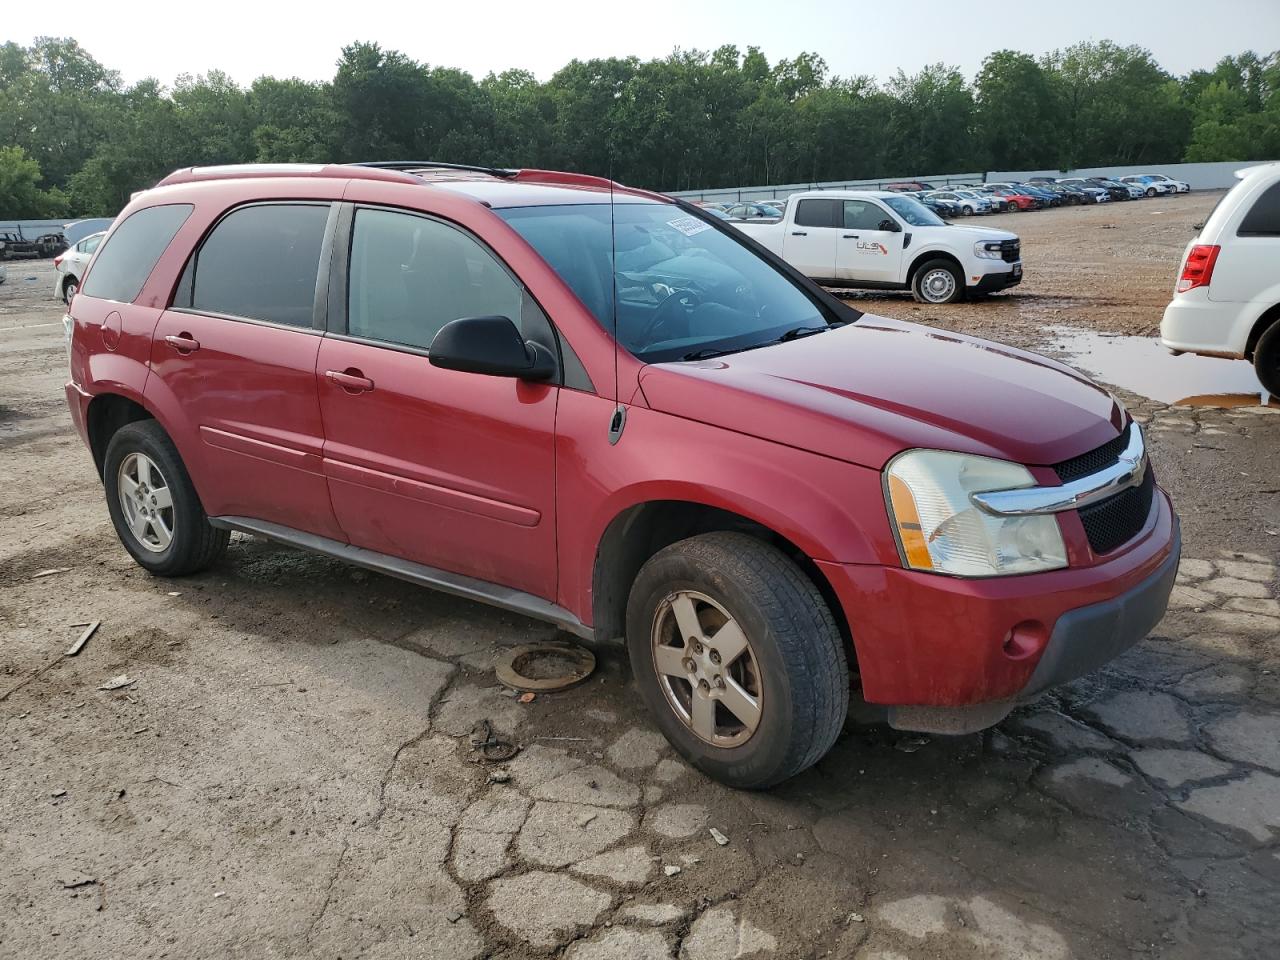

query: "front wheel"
(1254, 319), (1280, 397)
(1146, 188), (1157, 197)
(104, 420), (230, 576)
(912, 258), (964, 304)
(625, 532), (849, 789)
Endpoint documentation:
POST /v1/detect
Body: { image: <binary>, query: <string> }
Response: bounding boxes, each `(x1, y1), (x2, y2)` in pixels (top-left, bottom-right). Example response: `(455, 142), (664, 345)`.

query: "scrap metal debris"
(469, 719), (520, 762)
(65, 621), (100, 657)
(709, 827), (729, 846)
(98, 675), (136, 691)
(496, 640), (596, 693)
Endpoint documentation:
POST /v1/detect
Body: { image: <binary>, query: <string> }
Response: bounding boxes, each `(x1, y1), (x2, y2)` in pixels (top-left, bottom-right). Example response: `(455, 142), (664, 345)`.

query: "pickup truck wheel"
(625, 532), (849, 789)
(103, 420), (230, 576)
(1254, 320), (1280, 397)
(912, 259), (964, 304)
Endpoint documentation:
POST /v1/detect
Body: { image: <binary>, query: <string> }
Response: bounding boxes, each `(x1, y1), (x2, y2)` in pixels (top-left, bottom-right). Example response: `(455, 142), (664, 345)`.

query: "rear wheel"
(63, 277), (78, 304)
(1254, 319), (1280, 398)
(1146, 187), (1157, 197)
(625, 532), (849, 789)
(104, 420), (229, 576)
(912, 259), (964, 304)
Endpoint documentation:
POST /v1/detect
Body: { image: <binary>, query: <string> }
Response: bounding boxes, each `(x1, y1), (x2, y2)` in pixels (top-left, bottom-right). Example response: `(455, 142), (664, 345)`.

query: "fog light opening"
(1002, 621), (1047, 661)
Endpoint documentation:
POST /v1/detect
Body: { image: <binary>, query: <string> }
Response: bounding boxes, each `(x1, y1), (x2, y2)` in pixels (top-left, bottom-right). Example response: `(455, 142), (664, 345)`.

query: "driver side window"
(347, 208), (523, 351)
(843, 201), (888, 231)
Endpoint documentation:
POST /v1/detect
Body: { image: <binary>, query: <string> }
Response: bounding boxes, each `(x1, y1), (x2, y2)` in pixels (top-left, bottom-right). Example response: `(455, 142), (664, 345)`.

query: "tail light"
(1176, 244), (1220, 293)
(53, 255), (63, 269)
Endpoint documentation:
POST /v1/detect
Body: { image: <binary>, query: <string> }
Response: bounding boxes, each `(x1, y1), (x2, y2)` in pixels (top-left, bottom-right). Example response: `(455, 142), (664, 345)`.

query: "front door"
(148, 201), (344, 541)
(836, 199), (905, 284)
(316, 206), (559, 600)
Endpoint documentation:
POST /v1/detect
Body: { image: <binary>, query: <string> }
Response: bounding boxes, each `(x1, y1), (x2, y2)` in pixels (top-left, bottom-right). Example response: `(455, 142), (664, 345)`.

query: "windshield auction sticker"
(666, 216), (713, 237)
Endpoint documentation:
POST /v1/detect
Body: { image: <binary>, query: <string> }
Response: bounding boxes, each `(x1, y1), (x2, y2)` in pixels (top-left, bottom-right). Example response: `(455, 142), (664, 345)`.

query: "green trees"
(0, 146), (68, 218)
(0, 38), (1276, 218)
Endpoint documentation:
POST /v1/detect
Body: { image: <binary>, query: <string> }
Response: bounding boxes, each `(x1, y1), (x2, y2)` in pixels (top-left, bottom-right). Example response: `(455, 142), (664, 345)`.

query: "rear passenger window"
(347, 208), (522, 351)
(80, 204), (192, 303)
(794, 198), (840, 228)
(1238, 182), (1280, 237)
(176, 203), (329, 327)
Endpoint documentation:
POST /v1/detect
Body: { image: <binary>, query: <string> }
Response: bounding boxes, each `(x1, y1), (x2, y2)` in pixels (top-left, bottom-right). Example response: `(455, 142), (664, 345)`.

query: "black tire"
(911, 258), (965, 304)
(103, 420), (229, 576)
(1254, 319), (1280, 398)
(1146, 187), (1157, 197)
(63, 277), (78, 304)
(625, 532), (849, 789)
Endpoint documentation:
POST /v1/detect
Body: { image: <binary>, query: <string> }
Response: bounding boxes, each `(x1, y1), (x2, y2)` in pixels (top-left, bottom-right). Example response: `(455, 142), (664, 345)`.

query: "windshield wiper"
(680, 322), (844, 362)
(775, 325), (831, 342)
(682, 347), (736, 361)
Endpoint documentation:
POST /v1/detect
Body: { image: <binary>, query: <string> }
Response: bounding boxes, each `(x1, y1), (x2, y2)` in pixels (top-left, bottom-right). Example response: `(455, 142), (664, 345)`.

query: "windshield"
(882, 195), (944, 226)
(497, 202), (834, 363)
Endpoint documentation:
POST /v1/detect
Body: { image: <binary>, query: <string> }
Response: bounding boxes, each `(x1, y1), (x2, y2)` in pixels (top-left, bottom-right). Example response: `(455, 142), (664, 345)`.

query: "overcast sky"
(7, 0), (1280, 88)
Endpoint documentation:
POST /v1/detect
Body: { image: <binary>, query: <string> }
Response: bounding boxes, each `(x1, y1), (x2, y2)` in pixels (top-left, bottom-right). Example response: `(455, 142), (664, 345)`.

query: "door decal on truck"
(856, 241), (889, 255)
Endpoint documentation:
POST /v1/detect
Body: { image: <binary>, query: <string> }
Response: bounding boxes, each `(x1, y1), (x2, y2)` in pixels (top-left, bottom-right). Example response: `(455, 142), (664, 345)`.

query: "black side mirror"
(429, 315), (556, 381)
(878, 219), (901, 233)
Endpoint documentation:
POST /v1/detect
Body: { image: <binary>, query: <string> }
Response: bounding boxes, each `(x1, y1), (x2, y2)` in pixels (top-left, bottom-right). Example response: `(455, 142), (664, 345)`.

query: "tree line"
(2, 37), (1278, 218)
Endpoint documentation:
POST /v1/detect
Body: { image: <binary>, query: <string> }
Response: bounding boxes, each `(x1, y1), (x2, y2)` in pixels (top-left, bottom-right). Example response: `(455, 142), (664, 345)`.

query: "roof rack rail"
(353, 161), (517, 178)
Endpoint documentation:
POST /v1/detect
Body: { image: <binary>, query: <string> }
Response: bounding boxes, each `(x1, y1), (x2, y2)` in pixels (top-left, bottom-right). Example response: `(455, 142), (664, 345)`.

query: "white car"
(1140, 173), (1190, 194)
(734, 190), (1021, 303)
(1121, 176), (1175, 197)
(51, 231), (104, 303)
(1161, 162), (1280, 395)
(926, 190), (992, 215)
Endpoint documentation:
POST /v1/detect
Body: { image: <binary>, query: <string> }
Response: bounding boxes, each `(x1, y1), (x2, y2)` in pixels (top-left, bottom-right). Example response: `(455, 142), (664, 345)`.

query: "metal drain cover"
(495, 641), (597, 693)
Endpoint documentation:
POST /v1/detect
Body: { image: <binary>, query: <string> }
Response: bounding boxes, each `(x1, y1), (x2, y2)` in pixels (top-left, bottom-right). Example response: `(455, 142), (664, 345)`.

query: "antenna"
(607, 158), (625, 445)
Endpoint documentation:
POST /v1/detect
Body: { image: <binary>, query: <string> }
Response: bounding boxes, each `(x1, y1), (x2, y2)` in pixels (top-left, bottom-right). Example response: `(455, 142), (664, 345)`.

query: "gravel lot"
(2, 194), (1279, 960)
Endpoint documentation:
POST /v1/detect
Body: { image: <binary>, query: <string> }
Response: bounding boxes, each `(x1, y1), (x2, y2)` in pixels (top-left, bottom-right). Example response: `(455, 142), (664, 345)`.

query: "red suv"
(65, 162), (1179, 788)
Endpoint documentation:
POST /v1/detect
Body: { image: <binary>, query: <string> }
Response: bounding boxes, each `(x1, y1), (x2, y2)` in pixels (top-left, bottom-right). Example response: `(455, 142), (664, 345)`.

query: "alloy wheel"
(650, 590), (763, 747)
(117, 451), (175, 553)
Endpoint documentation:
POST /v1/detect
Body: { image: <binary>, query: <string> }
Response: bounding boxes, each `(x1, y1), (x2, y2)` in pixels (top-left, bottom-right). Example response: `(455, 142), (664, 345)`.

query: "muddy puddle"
(1045, 326), (1276, 408)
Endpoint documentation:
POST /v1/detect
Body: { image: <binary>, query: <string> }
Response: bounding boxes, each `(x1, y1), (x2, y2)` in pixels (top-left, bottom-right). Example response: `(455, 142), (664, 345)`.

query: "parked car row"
(695, 173), (1189, 224)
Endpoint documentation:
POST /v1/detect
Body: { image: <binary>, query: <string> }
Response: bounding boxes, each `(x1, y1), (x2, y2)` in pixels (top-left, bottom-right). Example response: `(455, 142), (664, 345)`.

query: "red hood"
(637, 316), (1125, 469)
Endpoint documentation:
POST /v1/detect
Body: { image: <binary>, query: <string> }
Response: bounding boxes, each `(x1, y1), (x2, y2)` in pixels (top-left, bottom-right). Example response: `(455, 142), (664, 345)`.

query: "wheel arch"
(906, 249), (964, 284)
(86, 392), (156, 478)
(1245, 302), (1280, 360)
(590, 499), (856, 673)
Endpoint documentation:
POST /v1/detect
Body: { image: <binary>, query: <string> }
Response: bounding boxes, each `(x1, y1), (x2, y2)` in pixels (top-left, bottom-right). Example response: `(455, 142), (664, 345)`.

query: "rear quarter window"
(1237, 181), (1280, 237)
(80, 204), (193, 303)
(794, 198), (840, 228)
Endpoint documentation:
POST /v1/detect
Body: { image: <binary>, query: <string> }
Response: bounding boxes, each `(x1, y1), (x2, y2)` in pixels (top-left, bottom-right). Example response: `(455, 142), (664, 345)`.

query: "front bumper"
(971, 265), (1022, 293)
(816, 487), (1178, 722)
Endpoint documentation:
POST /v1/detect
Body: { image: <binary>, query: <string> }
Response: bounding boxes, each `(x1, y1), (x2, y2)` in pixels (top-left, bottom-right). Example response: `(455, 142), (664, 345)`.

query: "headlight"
(884, 449), (1067, 577)
(974, 241), (1004, 260)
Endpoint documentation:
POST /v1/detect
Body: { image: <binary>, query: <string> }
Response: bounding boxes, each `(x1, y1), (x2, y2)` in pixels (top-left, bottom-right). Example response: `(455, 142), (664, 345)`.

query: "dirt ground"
(2, 194), (1279, 960)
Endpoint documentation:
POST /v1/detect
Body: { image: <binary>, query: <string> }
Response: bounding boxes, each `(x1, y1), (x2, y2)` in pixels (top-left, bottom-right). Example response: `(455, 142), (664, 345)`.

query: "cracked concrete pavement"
(3, 199), (1280, 960)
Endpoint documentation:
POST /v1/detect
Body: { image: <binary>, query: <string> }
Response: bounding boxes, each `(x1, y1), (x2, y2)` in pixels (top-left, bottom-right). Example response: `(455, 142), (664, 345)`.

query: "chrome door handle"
(165, 334), (200, 353)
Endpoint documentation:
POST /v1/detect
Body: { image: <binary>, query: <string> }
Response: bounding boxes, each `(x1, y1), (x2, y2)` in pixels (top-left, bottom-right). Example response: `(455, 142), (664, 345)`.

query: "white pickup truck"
(733, 190), (1022, 304)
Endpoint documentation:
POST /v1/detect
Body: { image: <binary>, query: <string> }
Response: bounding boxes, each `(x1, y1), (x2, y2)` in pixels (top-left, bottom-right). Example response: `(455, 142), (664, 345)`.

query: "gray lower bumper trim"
(1021, 523), (1181, 698)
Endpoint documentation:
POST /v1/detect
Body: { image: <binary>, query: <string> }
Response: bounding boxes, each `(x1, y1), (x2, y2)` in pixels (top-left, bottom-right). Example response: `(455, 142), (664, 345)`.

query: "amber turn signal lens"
(887, 474), (934, 570)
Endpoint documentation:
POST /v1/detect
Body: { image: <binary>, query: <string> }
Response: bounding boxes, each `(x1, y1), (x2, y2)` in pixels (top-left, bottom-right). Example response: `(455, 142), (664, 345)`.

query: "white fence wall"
(669, 159), (1277, 202)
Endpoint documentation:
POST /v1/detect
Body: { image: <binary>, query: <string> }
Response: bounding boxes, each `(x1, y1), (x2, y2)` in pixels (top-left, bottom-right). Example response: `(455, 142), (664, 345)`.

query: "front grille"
(1077, 470), (1155, 555)
(999, 239), (1020, 263)
(1053, 424), (1130, 483)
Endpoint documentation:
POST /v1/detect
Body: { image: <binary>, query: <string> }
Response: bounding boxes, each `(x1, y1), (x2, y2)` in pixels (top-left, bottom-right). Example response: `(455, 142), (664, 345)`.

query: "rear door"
(148, 201), (345, 540)
(785, 198), (839, 279)
(315, 204), (559, 599)
(836, 199), (905, 284)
